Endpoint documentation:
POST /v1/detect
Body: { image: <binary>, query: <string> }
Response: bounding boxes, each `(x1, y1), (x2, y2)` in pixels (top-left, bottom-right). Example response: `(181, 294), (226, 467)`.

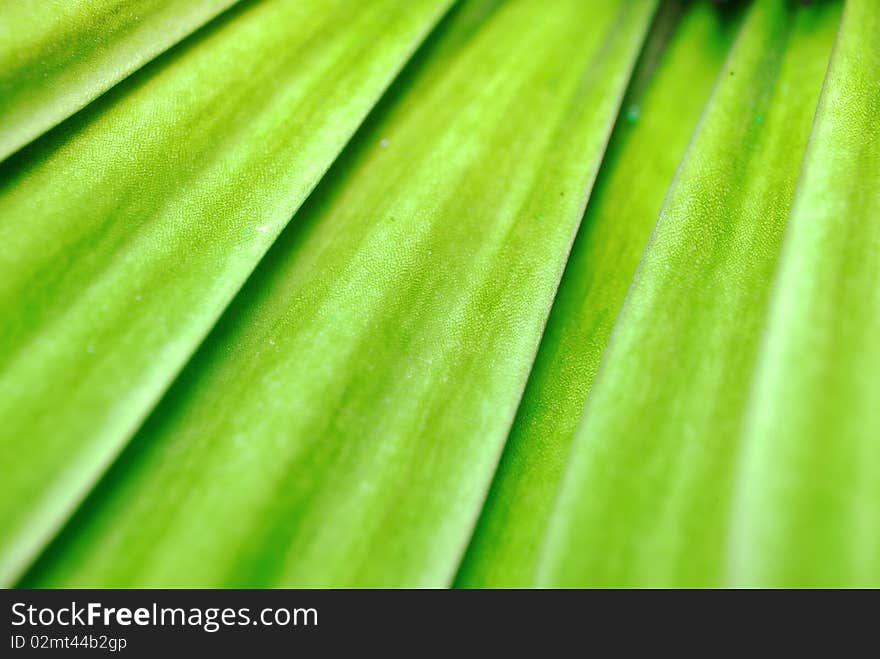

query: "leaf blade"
(22, 0), (657, 588)
(0, 0), (242, 161)
(539, 0), (842, 588)
(0, 0), (453, 585)
(455, 1), (740, 588)
(729, 0), (880, 587)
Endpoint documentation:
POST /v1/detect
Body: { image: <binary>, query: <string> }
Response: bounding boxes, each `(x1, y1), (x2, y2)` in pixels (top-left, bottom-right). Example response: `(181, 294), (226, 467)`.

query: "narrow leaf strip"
(729, 0), (880, 587)
(0, 0), (242, 161)
(539, 0), (842, 587)
(455, 2), (739, 588)
(23, 0), (656, 588)
(0, 0), (453, 586)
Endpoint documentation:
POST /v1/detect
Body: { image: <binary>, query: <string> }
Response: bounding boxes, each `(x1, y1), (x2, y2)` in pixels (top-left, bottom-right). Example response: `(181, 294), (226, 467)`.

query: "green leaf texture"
(456, 1), (740, 588)
(729, 0), (880, 587)
(0, 0), (453, 585)
(540, 0), (843, 587)
(20, 0), (656, 587)
(2, 0), (878, 589)
(0, 0), (242, 160)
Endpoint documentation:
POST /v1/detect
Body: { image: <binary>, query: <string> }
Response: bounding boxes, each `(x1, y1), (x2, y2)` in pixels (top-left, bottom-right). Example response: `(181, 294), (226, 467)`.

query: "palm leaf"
(1, 0), (877, 589)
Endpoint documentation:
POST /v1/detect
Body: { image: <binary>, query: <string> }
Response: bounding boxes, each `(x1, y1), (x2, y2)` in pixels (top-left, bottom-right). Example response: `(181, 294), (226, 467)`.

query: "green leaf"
(0, 0), (241, 161)
(21, 0), (656, 588)
(729, 0), (880, 587)
(539, 0), (842, 588)
(455, 1), (740, 588)
(0, 0), (453, 585)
